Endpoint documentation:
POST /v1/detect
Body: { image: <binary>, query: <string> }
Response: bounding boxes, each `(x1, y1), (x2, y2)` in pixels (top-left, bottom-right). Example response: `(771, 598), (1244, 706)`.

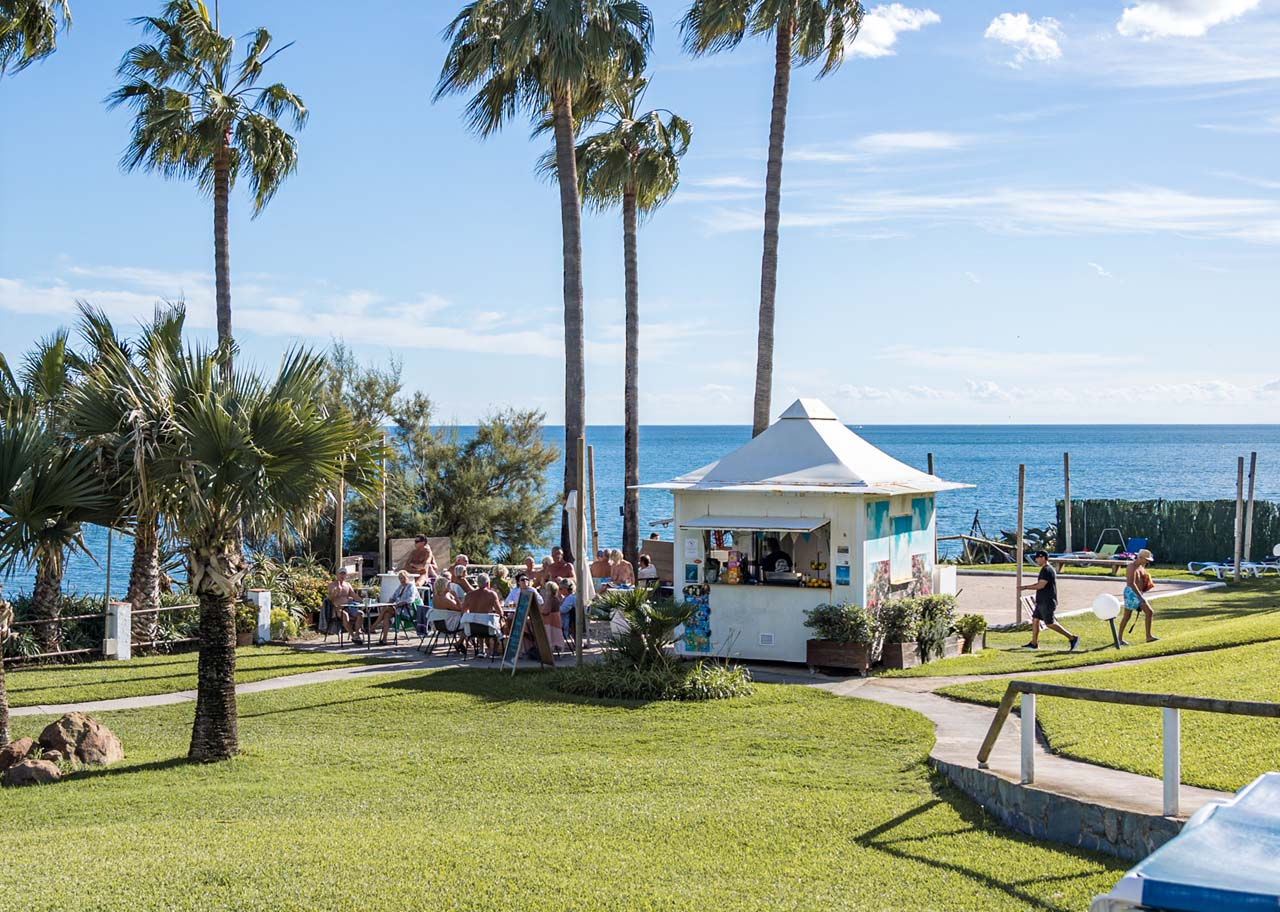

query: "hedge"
(1054, 498), (1280, 566)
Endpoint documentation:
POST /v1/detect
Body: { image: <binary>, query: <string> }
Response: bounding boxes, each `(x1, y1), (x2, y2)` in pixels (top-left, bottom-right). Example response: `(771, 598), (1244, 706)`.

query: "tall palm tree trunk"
(213, 139), (232, 378)
(622, 188), (640, 564)
(552, 89), (586, 559)
(188, 542), (244, 762)
(31, 559), (62, 654)
(128, 511), (160, 645)
(752, 18), (794, 438)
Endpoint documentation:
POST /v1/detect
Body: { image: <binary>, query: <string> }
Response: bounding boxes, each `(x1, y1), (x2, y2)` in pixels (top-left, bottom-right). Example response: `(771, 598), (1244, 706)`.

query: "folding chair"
(318, 598), (346, 648)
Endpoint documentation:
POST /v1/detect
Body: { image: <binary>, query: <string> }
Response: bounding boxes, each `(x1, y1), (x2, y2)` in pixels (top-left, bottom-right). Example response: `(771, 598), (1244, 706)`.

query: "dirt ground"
(954, 571), (1210, 627)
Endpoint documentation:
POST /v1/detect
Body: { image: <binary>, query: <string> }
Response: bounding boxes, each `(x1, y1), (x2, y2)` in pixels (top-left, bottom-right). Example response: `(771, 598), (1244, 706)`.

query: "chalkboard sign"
(500, 589), (556, 673)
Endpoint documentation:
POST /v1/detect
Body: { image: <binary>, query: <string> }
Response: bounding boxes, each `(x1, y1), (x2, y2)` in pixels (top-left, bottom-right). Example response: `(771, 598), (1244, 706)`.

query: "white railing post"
(1163, 706), (1181, 816)
(104, 600), (132, 661)
(1021, 693), (1036, 784)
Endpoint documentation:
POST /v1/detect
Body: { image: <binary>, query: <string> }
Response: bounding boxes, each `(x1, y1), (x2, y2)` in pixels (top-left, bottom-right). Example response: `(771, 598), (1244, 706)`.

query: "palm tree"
(108, 0), (306, 368)
(147, 347), (379, 761)
(682, 0), (863, 436)
(0, 0), (71, 76)
(0, 333), (111, 654)
(436, 0), (653, 552)
(544, 76), (689, 563)
(70, 302), (186, 642)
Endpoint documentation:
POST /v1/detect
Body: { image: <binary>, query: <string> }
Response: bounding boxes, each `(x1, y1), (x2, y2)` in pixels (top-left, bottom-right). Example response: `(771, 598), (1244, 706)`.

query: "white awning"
(680, 515), (829, 532)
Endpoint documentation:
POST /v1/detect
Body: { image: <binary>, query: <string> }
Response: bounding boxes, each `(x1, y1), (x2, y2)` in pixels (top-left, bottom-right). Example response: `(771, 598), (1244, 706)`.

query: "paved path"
(957, 571), (1217, 627)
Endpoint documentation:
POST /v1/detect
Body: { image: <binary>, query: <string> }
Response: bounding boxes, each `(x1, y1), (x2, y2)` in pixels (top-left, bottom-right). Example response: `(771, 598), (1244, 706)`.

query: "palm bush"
(595, 585), (693, 668)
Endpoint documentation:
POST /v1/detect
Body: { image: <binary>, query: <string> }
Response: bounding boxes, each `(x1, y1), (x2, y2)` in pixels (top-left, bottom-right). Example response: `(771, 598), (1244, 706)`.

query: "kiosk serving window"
(681, 516), (831, 588)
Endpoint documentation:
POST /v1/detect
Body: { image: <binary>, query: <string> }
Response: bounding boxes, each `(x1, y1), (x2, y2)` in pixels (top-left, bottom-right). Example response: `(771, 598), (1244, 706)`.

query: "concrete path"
(957, 570), (1218, 627)
(750, 665), (1232, 821)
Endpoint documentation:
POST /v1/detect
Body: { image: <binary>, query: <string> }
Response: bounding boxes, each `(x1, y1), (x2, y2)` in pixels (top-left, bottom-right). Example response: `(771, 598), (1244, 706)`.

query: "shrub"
(596, 586), (693, 668)
(956, 613), (988, 652)
(553, 660), (753, 702)
(270, 607), (300, 641)
(915, 594), (958, 662)
(878, 598), (919, 645)
(804, 602), (877, 645)
(235, 602), (259, 635)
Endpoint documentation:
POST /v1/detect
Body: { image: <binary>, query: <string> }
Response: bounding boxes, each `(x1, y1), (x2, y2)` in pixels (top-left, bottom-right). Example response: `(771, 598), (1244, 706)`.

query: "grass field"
(883, 576), (1280, 678)
(4, 646), (391, 708)
(1, 669), (1124, 911)
(938, 640), (1280, 792)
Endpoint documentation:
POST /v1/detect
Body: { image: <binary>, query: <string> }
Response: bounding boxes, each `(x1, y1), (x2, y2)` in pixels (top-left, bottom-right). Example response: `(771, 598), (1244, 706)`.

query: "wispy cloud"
(848, 5), (941, 58)
(790, 130), (976, 164)
(1197, 114), (1280, 134)
(994, 103), (1086, 123)
(964, 271), (981, 284)
(1117, 0), (1261, 38)
(984, 13), (1064, 68)
(1210, 169), (1280, 189)
(1088, 262), (1114, 278)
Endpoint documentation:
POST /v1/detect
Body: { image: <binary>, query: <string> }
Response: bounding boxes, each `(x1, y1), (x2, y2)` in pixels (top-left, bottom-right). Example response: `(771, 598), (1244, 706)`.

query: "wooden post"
(378, 427), (388, 574)
(576, 436), (587, 667)
(927, 453), (937, 566)
(1244, 451), (1257, 563)
(1063, 452), (1072, 554)
(587, 444), (599, 558)
(1015, 464), (1025, 624)
(1233, 457), (1245, 581)
(335, 478), (345, 572)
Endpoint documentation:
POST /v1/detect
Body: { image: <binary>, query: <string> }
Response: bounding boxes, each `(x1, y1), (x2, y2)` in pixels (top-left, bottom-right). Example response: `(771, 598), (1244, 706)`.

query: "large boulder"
(38, 713), (124, 766)
(0, 737), (36, 772)
(2, 758), (61, 787)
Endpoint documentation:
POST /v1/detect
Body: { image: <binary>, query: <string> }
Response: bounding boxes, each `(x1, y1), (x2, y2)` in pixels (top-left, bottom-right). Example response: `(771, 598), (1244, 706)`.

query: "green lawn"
(938, 640), (1280, 792)
(885, 576), (1280, 677)
(958, 563), (1201, 581)
(1, 669), (1124, 911)
(4, 646), (391, 708)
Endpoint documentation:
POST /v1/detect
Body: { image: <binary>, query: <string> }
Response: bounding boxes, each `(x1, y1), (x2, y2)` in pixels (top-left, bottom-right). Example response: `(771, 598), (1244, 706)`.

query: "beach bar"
(640, 399), (970, 664)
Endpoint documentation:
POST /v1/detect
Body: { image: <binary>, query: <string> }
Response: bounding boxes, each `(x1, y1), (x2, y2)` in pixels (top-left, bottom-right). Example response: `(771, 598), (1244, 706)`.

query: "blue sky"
(2, 0), (1279, 424)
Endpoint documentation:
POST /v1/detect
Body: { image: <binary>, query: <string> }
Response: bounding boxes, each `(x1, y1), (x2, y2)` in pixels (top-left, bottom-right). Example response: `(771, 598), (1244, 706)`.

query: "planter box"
(881, 641), (920, 670)
(961, 631), (987, 654)
(943, 634), (963, 659)
(235, 631), (254, 648)
(806, 639), (872, 675)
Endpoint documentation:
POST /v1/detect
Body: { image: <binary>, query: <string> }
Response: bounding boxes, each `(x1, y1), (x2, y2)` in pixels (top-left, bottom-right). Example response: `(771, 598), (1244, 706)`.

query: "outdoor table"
(357, 601), (395, 646)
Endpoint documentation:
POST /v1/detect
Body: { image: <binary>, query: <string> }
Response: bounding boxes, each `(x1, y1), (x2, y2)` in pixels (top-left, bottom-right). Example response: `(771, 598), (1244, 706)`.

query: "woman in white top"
(375, 570), (419, 645)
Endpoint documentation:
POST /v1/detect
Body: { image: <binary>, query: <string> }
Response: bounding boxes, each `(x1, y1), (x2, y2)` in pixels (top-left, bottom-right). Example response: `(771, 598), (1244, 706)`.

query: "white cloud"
(836, 384), (892, 400)
(849, 4), (941, 58)
(790, 130), (974, 164)
(1117, 0), (1260, 38)
(1088, 262), (1114, 278)
(879, 344), (1142, 375)
(984, 13), (1064, 67)
(966, 379), (1013, 401)
(964, 271), (981, 284)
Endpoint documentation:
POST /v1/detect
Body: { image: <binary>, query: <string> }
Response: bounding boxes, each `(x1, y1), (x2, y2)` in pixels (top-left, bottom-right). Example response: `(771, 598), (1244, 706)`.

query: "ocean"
(7, 424), (1280, 598)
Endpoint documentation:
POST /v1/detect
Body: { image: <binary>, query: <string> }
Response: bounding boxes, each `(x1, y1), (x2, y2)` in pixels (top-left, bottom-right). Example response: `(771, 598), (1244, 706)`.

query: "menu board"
(500, 589), (555, 674)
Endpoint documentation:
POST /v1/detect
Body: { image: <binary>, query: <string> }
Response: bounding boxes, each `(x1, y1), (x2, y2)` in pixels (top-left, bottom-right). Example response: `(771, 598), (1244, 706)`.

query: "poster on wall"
(835, 564), (850, 586)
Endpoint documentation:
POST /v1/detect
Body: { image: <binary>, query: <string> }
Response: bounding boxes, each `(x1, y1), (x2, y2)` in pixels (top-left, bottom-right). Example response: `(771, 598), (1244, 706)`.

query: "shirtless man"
(1119, 548), (1158, 645)
(399, 536), (436, 587)
(461, 572), (504, 656)
(327, 567), (364, 645)
(589, 549), (611, 581)
(548, 546), (575, 583)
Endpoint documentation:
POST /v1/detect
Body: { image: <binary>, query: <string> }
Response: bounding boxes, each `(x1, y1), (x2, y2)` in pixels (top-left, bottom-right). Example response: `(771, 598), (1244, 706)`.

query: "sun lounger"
(1089, 773), (1280, 912)
(1187, 560), (1263, 580)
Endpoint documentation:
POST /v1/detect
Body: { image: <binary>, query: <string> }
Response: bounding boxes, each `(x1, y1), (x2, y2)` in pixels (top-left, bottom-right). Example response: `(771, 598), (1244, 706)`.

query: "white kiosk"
(640, 399), (969, 664)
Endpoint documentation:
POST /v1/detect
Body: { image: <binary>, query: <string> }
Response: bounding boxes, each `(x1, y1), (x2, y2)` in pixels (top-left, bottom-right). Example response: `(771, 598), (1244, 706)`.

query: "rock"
(0, 737), (36, 772)
(42, 749), (64, 764)
(38, 713), (124, 766)
(2, 758), (62, 787)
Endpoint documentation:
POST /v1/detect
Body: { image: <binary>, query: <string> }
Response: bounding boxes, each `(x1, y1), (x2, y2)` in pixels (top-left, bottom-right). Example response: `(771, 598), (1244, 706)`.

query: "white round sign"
(1092, 593), (1121, 621)
(1273, 543), (1280, 558)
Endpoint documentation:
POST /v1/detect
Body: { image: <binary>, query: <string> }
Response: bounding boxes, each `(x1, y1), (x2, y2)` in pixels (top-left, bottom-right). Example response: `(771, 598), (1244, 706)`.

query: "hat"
(1032, 549), (1049, 560)
(1137, 548), (1154, 561)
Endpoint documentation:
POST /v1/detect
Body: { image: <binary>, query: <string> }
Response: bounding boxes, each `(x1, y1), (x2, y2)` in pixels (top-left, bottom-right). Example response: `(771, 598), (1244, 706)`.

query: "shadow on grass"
(63, 756), (191, 782)
(852, 780), (1114, 911)
(366, 665), (661, 709)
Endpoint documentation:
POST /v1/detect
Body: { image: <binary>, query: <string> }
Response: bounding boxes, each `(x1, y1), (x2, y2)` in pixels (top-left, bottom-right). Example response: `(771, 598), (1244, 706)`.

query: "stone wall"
(931, 758), (1184, 861)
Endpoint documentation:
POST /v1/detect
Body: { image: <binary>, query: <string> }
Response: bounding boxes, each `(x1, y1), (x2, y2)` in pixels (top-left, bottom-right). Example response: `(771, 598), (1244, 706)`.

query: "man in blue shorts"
(1020, 550), (1079, 651)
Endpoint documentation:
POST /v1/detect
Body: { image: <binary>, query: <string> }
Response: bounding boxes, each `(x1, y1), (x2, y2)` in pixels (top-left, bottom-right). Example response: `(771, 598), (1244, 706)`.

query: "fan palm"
(435, 0), (652, 551)
(69, 302), (187, 640)
(0, 0), (71, 76)
(681, 0), (863, 436)
(542, 75), (689, 563)
(148, 346), (380, 761)
(108, 0), (306, 368)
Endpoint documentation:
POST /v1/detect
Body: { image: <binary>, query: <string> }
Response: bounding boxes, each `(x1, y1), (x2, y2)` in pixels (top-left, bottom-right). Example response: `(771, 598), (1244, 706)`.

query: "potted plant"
(956, 613), (988, 654)
(234, 602), (258, 648)
(804, 602), (877, 674)
(878, 598), (921, 669)
(916, 594), (961, 662)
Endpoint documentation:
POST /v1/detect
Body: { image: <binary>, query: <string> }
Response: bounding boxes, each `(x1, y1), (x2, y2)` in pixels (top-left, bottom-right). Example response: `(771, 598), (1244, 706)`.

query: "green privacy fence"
(1054, 499), (1280, 566)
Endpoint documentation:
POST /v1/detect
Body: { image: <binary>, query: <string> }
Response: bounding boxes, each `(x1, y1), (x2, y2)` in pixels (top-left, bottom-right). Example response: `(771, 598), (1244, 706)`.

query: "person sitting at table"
(492, 563), (512, 598)
(590, 549), (611, 582)
(605, 548), (635, 591)
(327, 567), (365, 645)
(449, 563), (475, 598)
(374, 570), (418, 646)
(558, 578), (577, 644)
(541, 581), (567, 653)
(536, 556), (554, 588)
(461, 573), (504, 657)
(399, 536), (437, 587)
(548, 546), (575, 582)
(636, 553), (659, 588)
(504, 572), (544, 611)
(432, 575), (466, 653)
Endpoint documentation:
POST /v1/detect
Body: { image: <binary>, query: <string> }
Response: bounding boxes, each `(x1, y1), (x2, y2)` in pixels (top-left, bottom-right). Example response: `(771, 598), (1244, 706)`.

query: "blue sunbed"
(1089, 772), (1280, 911)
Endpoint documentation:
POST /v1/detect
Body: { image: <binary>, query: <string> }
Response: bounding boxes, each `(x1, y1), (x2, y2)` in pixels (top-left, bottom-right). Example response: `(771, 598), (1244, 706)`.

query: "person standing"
(1119, 548), (1158, 646)
(399, 536), (437, 587)
(1020, 551), (1079, 651)
(548, 546), (575, 583)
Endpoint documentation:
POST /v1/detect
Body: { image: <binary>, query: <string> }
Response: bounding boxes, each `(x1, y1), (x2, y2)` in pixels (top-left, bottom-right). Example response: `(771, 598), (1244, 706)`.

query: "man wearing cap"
(1019, 550), (1079, 651)
(1120, 548), (1158, 645)
(327, 567), (365, 645)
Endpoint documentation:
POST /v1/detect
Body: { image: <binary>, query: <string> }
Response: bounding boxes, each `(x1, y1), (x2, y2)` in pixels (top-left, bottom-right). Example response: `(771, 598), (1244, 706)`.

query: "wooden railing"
(3, 603), (199, 664)
(976, 679), (1280, 816)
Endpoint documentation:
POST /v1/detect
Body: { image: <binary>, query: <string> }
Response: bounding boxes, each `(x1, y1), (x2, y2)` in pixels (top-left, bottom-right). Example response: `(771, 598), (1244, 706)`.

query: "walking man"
(1020, 550), (1079, 651)
(1119, 548), (1158, 646)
